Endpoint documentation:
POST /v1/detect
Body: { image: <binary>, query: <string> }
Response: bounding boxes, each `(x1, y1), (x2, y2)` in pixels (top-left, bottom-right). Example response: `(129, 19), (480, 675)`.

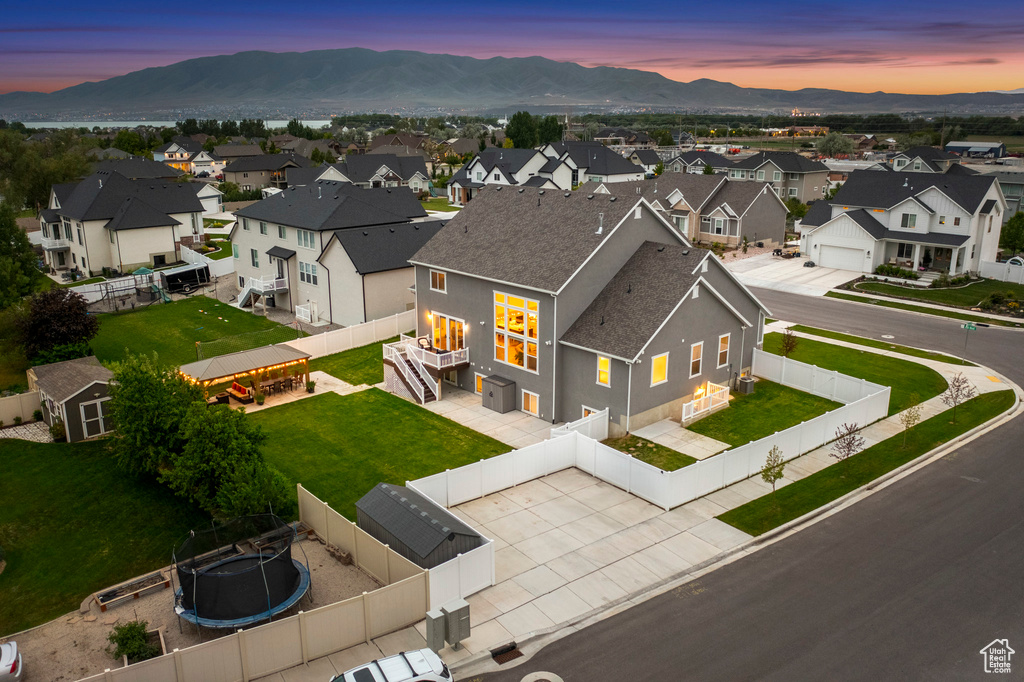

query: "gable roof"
(413, 186), (678, 293)
(832, 170), (998, 214)
(470, 148), (542, 175)
(801, 200), (832, 227)
(234, 181), (427, 232)
(93, 157), (184, 179)
(331, 219), (446, 274)
(631, 149), (662, 165)
(356, 483), (480, 560)
(816, 209), (970, 247)
(223, 154), (310, 173)
(57, 171), (203, 223)
(105, 196), (181, 232)
(334, 153), (428, 183)
(559, 241), (707, 361)
(155, 136), (203, 155)
(580, 174), (733, 214)
(178, 344), (310, 383)
(730, 151), (827, 173)
(546, 141), (643, 176)
(213, 144), (264, 158)
(31, 356), (112, 404)
(897, 146), (959, 162)
(710, 181), (777, 216)
(670, 150), (733, 168)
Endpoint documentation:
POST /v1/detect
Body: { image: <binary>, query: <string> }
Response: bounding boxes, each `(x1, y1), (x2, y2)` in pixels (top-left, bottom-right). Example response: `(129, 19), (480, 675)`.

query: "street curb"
(824, 291), (1024, 329)
(452, 375), (1022, 678)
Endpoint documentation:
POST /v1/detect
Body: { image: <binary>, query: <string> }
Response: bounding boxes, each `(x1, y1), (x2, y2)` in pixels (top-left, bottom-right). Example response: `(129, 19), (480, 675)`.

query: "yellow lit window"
(597, 356), (610, 386)
(651, 353), (668, 386)
(523, 390), (539, 416)
(475, 374), (484, 394)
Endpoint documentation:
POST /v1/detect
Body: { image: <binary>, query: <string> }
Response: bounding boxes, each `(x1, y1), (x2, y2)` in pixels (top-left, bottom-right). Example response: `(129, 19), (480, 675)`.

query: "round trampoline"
(172, 514), (311, 629)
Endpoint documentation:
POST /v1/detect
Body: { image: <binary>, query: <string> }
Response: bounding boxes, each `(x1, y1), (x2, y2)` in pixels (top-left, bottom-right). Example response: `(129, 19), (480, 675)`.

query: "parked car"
(196, 171), (210, 178)
(0, 641), (23, 680)
(329, 648), (451, 682)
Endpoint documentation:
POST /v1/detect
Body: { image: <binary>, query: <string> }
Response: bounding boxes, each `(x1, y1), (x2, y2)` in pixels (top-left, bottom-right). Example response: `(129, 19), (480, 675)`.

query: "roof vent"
(587, 194), (594, 200)
(681, 249), (689, 255)
(658, 246), (665, 252)
(538, 190), (545, 195)
(495, 186), (502, 191)
(609, 196), (617, 202)
(518, 188), (524, 193)
(389, 228), (394, 233)
(564, 192), (571, 198)
(600, 315), (605, 325)
(362, 231), (368, 236)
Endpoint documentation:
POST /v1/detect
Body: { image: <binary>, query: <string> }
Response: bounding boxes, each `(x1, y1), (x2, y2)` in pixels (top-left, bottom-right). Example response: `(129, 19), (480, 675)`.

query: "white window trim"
(689, 342), (703, 379)
(522, 389), (540, 416)
(430, 270), (447, 293)
(596, 355), (610, 387)
(493, 291), (540, 374)
(717, 333), (730, 369)
(582, 405), (601, 418)
(79, 397), (111, 437)
(474, 372), (485, 395)
(651, 352), (669, 387)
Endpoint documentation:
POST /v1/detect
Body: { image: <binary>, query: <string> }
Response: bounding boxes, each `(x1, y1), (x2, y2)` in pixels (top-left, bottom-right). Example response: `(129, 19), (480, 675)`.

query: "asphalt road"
(478, 291), (1024, 682)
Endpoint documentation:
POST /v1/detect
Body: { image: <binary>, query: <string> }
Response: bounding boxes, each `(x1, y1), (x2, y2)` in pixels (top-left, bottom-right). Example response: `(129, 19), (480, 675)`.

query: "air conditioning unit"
(737, 377), (755, 395)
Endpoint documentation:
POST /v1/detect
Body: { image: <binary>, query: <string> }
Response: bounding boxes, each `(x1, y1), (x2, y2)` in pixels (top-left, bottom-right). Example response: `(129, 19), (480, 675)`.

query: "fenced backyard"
(281, 309), (416, 360)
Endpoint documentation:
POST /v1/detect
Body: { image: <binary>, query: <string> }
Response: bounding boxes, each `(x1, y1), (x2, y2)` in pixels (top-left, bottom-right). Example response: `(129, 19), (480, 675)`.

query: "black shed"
(355, 483), (483, 569)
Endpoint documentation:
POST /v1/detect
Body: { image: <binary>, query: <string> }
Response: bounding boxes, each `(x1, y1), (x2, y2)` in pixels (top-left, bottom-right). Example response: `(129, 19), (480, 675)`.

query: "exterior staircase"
(403, 359), (436, 403)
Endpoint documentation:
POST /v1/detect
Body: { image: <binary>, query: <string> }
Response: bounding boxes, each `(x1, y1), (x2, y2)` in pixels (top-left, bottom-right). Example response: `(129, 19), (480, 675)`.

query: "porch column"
(912, 244), (921, 270)
(949, 248), (958, 276)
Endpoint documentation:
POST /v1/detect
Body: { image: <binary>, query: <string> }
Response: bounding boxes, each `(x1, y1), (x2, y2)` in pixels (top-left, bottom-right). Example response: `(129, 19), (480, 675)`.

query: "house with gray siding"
(394, 186), (769, 436)
(728, 151), (829, 203)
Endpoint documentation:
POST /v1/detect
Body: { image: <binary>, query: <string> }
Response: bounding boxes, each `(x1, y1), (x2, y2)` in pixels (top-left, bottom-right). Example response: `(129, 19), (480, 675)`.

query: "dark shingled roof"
(631, 149), (662, 165)
(355, 483), (481, 560)
(334, 153), (428, 184)
(546, 141), (643, 176)
(223, 154), (310, 173)
(821, 209), (969, 247)
(560, 241), (707, 360)
(945, 163), (979, 176)
(57, 171), (203, 223)
(670, 150), (733, 168)
(32, 356), (112, 404)
(730, 151), (828, 173)
(285, 166), (332, 187)
(468, 148), (542, 175)
(332, 219), (445, 274)
(900, 146), (959, 162)
(105, 196), (181, 232)
(213, 144), (264, 158)
(801, 200), (832, 227)
(832, 170), (998, 214)
(235, 181), (427, 232)
(411, 186), (662, 293)
(40, 208), (60, 223)
(93, 157), (183, 179)
(266, 245), (296, 259)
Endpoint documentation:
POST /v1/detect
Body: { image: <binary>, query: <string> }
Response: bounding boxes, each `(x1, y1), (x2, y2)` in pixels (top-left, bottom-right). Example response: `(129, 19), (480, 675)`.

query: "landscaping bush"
(32, 409), (42, 421)
(929, 273), (971, 288)
(874, 264), (919, 280)
(49, 419), (65, 442)
(13, 416), (21, 425)
(107, 620), (160, 663)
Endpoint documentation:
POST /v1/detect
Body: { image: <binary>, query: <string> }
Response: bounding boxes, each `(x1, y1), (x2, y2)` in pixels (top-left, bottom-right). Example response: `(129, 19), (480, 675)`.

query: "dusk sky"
(2, 0), (1023, 96)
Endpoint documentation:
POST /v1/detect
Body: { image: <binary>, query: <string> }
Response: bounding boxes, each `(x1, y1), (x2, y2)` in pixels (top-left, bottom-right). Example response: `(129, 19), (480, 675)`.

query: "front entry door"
(432, 314), (465, 351)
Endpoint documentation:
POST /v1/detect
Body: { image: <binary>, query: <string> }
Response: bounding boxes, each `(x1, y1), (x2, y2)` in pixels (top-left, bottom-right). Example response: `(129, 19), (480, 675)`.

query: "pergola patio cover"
(180, 345), (311, 384)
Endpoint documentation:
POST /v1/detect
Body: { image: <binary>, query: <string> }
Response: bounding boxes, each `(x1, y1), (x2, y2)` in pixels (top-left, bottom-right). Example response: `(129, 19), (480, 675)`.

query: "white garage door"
(819, 245), (866, 272)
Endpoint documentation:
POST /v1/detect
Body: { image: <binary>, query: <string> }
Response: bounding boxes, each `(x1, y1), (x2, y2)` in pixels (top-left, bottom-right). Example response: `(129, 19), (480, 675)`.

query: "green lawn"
(60, 276), (104, 288)
(91, 296), (295, 367)
(253, 389), (509, 519)
(688, 380), (841, 447)
(602, 434), (696, 471)
(420, 197), (460, 212)
(718, 390), (1015, 536)
(204, 239), (234, 261)
(763, 332), (947, 415)
(825, 291), (1022, 327)
(855, 279), (1024, 308)
(788, 325), (975, 366)
(0, 439), (207, 635)
(309, 336), (402, 386)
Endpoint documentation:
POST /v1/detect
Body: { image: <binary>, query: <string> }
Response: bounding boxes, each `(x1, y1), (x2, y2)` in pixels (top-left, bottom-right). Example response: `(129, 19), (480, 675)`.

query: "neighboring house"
(85, 147), (133, 161)
(153, 136), (203, 171)
(629, 149), (663, 175)
(285, 165), (349, 188)
(231, 181), (441, 326)
(438, 138), (485, 158)
(946, 141), (1007, 159)
(665, 151), (733, 175)
(888, 146), (961, 173)
(331, 154), (430, 192)
(356, 483), (484, 569)
(193, 182), (224, 216)
(187, 150), (224, 176)
(981, 170), (1024, 223)
(844, 134), (877, 153)
(370, 133), (429, 152)
(213, 144), (264, 163)
(540, 141), (645, 186)
(41, 170), (205, 274)
(799, 170), (1007, 274)
(222, 154), (311, 191)
(399, 185), (769, 436)
(93, 157), (183, 180)
(280, 137), (344, 160)
(447, 148), (567, 206)
(594, 128), (654, 149)
(728, 151), (829, 202)
(584, 174), (787, 247)
(28, 356), (113, 443)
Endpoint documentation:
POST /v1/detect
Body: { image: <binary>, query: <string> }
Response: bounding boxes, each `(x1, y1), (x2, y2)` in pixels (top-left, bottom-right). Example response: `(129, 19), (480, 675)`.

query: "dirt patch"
(7, 538), (381, 681)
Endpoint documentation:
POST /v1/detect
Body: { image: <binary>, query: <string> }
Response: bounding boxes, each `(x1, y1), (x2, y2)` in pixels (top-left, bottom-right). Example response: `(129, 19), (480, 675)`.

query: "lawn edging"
(825, 291), (1023, 328)
(724, 387), (1020, 544)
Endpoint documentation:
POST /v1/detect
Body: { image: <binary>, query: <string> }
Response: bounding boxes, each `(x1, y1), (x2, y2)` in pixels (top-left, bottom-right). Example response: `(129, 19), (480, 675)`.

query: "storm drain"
(491, 642), (523, 664)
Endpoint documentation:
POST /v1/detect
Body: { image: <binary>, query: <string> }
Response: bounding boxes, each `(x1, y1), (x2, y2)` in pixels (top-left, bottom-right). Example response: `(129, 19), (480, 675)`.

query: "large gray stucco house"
(390, 186), (769, 436)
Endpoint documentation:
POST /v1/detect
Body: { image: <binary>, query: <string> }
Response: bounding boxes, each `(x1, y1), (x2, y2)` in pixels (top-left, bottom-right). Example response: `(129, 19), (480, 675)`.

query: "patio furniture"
(282, 376), (294, 392)
(417, 337), (431, 350)
(260, 380), (274, 396)
(227, 382), (253, 404)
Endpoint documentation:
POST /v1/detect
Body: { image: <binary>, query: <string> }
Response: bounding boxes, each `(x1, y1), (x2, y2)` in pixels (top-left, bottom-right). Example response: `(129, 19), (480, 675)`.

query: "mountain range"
(2, 48), (1024, 117)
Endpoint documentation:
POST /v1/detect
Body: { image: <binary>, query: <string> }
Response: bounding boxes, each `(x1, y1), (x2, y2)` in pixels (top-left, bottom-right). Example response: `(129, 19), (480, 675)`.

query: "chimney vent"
(596, 213), (604, 235)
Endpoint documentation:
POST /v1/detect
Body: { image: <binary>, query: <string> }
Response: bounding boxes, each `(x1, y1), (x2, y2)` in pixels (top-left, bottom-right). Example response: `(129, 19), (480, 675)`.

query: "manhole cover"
(521, 674), (564, 682)
(881, 334), (895, 339)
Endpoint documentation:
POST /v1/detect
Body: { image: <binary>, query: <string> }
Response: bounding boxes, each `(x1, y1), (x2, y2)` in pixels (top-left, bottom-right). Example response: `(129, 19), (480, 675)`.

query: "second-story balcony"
(248, 275), (289, 294)
(41, 236), (71, 251)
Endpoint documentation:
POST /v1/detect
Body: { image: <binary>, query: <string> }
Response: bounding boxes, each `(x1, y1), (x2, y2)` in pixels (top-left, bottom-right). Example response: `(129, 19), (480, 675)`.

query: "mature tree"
(506, 111), (539, 149)
(0, 203), (37, 308)
(826, 182), (843, 200)
(702, 164), (715, 175)
(830, 422), (865, 461)
(780, 328), (799, 357)
(651, 129), (675, 146)
(815, 132), (854, 157)
(941, 373), (977, 424)
(239, 118), (267, 139)
(177, 118), (200, 135)
(785, 198), (808, 221)
(898, 398), (923, 447)
(895, 133), (933, 151)
(537, 116), (563, 145)
(761, 445), (786, 499)
(220, 120), (240, 137)
(1000, 212), (1024, 256)
(112, 130), (148, 156)
(20, 287), (98, 359)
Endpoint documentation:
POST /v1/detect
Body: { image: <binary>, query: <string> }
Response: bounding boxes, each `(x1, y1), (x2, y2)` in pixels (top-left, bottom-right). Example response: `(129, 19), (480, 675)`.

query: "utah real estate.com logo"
(980, 639), (1014, 674)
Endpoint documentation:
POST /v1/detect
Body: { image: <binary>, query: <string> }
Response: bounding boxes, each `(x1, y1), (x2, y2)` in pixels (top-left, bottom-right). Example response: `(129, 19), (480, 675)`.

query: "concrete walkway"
(423, 386), (559, 449)
(833, 288), (1024, 326)
(632, 419), (730, 459)
(239, 371), (370, 414)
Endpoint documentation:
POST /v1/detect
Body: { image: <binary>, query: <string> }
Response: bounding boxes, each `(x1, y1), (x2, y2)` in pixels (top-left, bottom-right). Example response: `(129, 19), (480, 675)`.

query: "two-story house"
(888, 146), (961, 173)
(153, 136), (204, 173)
(394, 186), (769, 435)
(93, 157), (183, 180)
(231, 182), (443, 326)
(982, 170), (1024, 224)
(40, 170), (205, 274)
(539, 141), (645, 187)
(584, 174), (787, 247)
(222, 154), (311, 191)
(728, 152), (829, 203)
(665, 150), (733, 175)
(629, 149), (663, 176)
(799, 170), (1007, 274)
(447, 149), (567, 206)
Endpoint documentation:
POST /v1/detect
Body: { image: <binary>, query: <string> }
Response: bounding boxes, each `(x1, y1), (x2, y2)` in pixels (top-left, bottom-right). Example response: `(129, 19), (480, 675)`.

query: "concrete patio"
(422, 386), (560, 449)
(632, 419), (731, 459)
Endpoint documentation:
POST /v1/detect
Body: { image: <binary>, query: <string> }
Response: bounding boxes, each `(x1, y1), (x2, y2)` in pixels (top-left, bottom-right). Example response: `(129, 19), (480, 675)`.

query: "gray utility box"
(737, 377), (755, 395)
(424, 609), (445, 653)
(441, 598), (471, 648)
(481, 375), (516, 414)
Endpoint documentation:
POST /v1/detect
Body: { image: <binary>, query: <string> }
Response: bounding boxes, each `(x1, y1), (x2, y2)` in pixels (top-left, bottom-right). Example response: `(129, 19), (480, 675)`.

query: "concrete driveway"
(725, 253), (858, 297)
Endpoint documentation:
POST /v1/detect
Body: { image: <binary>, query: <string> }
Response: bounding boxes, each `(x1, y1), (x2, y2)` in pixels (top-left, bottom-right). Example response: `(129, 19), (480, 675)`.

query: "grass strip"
(718, 390), (1015, 536)
(789, 324), (975, 367)
(854, 279), (1024, 308)
(825, 291), (1021, 328)
(602, 434), (696, 471)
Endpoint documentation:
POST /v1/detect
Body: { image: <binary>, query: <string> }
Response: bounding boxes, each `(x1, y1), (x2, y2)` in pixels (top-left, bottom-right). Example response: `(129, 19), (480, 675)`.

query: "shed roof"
(355, 483), (480, 560)
(31, 356), (113, 404)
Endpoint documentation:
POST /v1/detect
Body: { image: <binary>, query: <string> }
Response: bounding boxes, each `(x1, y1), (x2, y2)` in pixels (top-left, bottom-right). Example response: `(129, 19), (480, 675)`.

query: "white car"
(0, 641), (22, 681)
(330, 648), (451, 682)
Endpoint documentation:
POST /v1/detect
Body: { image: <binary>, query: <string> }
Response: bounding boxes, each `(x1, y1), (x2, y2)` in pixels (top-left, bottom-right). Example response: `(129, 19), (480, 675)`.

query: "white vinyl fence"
(66, 272), (156, 303)
(551, 408), (609, 440)
(180, 242), (235, 278)
(752, 349), (887, 404)
(0, 391), (40, 425)
(980, 260), (1024, 284)
(282, 309), (416, 360)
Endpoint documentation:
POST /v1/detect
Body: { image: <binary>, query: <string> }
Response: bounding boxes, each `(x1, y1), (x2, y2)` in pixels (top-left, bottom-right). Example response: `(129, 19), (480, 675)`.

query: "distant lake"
(22, 120), (334, 130)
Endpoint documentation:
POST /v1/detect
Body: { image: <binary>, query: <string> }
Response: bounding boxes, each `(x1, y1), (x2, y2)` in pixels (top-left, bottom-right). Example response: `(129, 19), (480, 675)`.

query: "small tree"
(898, 396), (923, 447)
(780, 328), (799, 357)
(20, 287), (99, 360)
(785, 198), (808, 221)
(830, 422), (865, 461)
(0, 203), (38, 309)
(107, 620), (160, 663)
(1000, 212), (1024, 257)
(941, 373), (977, 424)
(654, 161), (664, 176)
(702, 163), (715, 175)
(761, 445), (786, 500)
(815, 132), (855, 157)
